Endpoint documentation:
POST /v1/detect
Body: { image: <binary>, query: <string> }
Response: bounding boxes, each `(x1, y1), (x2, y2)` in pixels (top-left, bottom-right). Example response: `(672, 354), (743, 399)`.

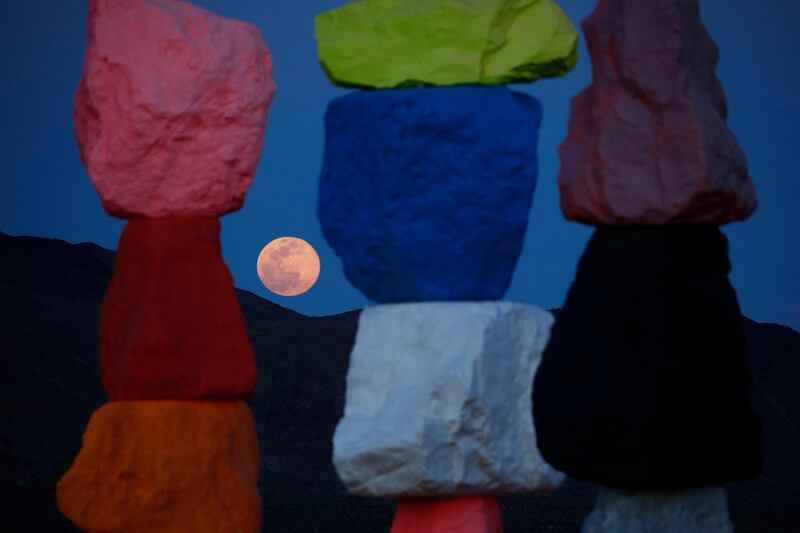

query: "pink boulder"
(558, 0), (757, 225)
(75, 0), (276, 218)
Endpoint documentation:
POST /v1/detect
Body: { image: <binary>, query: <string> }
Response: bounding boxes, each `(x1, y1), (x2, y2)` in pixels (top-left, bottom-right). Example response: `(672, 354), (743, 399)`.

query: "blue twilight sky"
(1, 1), (798, 330)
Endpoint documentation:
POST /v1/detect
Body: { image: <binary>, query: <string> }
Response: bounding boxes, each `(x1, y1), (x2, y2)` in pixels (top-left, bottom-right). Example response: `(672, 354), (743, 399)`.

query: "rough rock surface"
(318, 87), (542, 303)
(533, 226), (761, 488)
(333, 302), (564, 497)
(391, 497), (502, 533)
(316, 0), (577, 88)
(581, 487), (733, 533)
(75, 0), (276, 218)
(101, 219), (256, 400)
(56, 401), (261, 532)
(558, 0), (756, 225)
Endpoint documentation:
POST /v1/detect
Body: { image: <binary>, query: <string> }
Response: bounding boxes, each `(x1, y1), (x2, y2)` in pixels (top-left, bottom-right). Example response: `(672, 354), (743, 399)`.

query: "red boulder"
(391, 497), (502, 533)
(558, 0), (757, 225)
(101, 218), (256, 400)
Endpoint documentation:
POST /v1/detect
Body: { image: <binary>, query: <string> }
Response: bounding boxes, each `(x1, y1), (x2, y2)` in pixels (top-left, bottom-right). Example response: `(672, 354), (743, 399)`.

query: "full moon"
(257, 237), (320, 297)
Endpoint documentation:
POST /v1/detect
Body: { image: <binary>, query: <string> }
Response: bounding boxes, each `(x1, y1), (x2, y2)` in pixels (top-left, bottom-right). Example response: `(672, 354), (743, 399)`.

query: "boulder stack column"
(533, 1), (761, 531)
(56, 1), (276, 531)
(315, 1), (578, 530)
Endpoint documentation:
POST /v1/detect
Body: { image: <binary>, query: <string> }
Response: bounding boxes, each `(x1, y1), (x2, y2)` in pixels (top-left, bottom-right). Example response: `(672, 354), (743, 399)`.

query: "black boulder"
(533, 226), (761, 489)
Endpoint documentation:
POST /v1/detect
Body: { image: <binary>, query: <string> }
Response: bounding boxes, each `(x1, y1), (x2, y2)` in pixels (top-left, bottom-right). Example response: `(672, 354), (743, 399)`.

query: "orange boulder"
(391, 497), (502, 533)
(57, 401), (261, 533)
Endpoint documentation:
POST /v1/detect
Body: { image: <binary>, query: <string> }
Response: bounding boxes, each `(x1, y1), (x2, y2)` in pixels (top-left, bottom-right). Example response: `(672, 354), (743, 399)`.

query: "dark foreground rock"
(1, 231), (798, 532)
(534, 226), (761, 489)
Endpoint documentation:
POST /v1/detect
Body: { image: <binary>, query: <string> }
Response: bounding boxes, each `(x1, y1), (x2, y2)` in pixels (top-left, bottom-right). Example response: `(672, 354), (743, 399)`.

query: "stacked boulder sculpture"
(316, 1), (577, 530)
(52, 1), (760, 531)
(534, 0), (761, 531)
(57, 1), (275, 531)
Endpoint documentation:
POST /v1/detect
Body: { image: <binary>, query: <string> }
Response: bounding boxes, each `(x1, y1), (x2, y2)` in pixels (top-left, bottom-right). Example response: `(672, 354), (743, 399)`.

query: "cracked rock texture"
(318, 87), (541, 303)
(533, 226), (761, 488)
(101, 219), (256, 400)
(316, 0), (577, 88)
(581, 487), (733, 533)
(56, 401), (261, 533)
(75, 0), (276, 218)
(333, 302), (565, 497)
(558, 0), (757, 225)
(391, 497), (502, 533)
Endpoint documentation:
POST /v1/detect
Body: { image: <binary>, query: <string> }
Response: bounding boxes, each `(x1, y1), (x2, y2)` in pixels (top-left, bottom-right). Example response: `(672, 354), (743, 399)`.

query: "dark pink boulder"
(558, 0), (757, 225)
(75, 0), (276, 218)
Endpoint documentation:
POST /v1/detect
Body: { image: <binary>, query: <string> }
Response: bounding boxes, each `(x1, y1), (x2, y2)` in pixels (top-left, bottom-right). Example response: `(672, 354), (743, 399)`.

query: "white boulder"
(332, 301), (565, 497)
(582, 486), (734, 533)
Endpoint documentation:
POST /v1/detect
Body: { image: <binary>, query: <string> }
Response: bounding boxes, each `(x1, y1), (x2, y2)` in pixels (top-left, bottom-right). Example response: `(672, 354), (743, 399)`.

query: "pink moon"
(257, 237), (320, 297)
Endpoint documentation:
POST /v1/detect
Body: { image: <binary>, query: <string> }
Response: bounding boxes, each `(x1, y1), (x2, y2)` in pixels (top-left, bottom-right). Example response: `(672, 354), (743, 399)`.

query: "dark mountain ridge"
(1, 231), (798, 531)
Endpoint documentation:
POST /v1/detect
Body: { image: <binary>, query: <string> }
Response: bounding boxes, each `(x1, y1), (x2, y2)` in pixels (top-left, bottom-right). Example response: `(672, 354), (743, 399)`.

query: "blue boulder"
(318, 86), (542, 302)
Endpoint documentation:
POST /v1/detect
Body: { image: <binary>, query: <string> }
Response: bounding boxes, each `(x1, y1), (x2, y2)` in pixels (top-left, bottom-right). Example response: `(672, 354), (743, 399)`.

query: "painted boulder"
(75, 0), (276, 218)
(533, 226), (761, 488)
(558, 0), (757, 225)
(316, 0), (578, 88)
(391, 497), (502, 533)
(581, 487), (733, 533)
(57, 401), (261, 533)
(333, 302), (564, 497)
(101, 218), (256, 400)
(318, 86), (542, 303)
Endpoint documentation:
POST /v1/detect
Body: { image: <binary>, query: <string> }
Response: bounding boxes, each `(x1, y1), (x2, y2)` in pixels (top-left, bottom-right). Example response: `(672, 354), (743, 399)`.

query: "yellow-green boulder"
(316, 0), (578, 88)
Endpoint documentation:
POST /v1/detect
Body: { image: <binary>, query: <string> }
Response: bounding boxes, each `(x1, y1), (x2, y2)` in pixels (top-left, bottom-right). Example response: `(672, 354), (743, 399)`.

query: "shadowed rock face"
(1, 231), (798, 532)
(581, 487), (733, 533)
(558, 0), (757, 225)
